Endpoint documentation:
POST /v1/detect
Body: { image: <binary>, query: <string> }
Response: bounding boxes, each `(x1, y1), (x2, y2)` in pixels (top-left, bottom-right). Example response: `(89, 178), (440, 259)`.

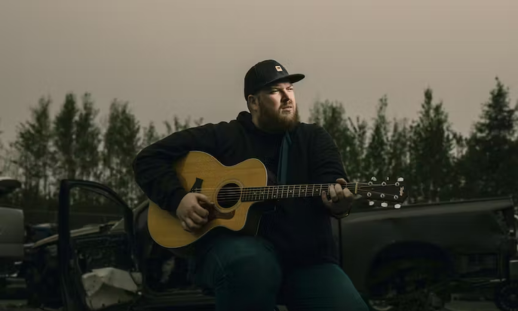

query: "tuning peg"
(369, 201), (374, 206)
(397, 177), (404, 182)
(371, 177), (377, 182)
(381, 202), (388, 208)
(395, 204), (401, 209)
(386, 177), (390, 180)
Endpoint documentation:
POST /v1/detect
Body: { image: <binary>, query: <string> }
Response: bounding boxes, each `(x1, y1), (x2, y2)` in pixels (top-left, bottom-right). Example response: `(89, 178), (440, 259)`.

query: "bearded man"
(132, 59), (369, 311)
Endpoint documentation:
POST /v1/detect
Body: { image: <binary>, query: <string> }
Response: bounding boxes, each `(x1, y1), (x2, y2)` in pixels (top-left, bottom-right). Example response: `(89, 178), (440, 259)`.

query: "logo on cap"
(275, 66), (282, 72)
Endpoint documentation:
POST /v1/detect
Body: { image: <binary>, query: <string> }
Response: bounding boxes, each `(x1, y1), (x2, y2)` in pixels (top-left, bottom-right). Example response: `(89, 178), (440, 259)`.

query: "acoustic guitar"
(147, 151), (408, 252)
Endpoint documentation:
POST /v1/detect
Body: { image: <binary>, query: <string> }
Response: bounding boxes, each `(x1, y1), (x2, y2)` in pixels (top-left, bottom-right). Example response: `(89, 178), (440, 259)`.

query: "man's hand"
(321, 178), (354, 216)
(176, 193), (214, 232)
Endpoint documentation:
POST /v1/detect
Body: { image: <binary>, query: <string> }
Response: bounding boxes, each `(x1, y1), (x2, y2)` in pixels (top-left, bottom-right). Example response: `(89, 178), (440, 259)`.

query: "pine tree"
(53, 93), (78, 180)
(163, 116), (203, 138)
(347, 116), (369, 181)
(0, 119), (4, 175)
(0, 119), (3, 153)
(308, 100), (363, 180)
(363, 96), (390, 181)
(409, 88), (455, 203)
(142, 121), (161, 149)
(103, 99), (141, 205)
(387, 117), (411, 185)
(12, 96), (55, 201)
(459, 77), (518, 198)
(74, 93), (102, 181)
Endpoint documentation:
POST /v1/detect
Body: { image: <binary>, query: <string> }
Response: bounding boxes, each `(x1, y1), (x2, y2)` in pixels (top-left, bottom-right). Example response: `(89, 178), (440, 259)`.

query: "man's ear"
(247, 94), (259, 112)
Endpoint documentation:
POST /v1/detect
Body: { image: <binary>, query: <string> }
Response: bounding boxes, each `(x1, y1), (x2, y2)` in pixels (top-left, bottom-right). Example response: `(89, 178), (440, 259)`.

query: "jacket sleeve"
(309, 125), (349, 184)
(132, 123), (220, 215)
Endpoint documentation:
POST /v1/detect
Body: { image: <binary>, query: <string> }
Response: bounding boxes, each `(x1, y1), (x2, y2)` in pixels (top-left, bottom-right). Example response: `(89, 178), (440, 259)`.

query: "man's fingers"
(328, 184), (338, 202)
(189, 210), (208, 225)
(192, 203), (210, 218)
(181, 220), (191, 232)
(343, 187), (354, 199)
(184, 217), (201, 230)
(181, 213), (206, 232)
(336, 178), (347, 185)
(335, 184), (344, 200)
(321, 191), (332, 206)
(194, 193), (215, 206)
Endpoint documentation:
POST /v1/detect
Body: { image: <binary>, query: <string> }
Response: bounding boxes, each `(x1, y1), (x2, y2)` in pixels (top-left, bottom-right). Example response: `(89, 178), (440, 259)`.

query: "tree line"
(0, 77), (517, 219)
(309, 78), (518, 204)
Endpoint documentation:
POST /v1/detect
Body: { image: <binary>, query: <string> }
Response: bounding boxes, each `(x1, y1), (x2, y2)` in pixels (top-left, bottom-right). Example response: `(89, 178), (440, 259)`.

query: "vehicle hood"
(31, 222), (119, 248)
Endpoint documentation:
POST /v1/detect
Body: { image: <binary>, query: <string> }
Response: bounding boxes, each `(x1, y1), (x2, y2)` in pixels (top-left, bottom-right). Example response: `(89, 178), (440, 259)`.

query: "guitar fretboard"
(241, 184), (355, 202)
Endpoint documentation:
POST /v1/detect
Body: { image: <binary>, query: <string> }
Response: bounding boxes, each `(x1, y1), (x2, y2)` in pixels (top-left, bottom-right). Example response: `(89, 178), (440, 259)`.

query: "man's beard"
(257, 101), (300, 133)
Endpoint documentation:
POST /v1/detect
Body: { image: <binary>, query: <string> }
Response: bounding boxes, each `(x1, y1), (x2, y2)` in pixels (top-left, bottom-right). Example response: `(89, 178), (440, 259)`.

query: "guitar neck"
(241, 183), (356, 202)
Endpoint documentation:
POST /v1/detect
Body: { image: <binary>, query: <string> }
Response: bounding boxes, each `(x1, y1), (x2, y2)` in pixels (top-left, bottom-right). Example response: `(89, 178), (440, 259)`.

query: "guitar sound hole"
(217, 183), (241, 209)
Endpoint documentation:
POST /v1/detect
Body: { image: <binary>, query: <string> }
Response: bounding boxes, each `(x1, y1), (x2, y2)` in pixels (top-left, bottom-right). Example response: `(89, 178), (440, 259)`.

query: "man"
(132, 59), (369, 311)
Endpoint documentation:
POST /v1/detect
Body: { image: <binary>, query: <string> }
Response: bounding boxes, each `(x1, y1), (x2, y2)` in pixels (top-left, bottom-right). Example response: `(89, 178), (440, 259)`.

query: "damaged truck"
(0, 177), (25, 291)
(22, 179), (518, 311)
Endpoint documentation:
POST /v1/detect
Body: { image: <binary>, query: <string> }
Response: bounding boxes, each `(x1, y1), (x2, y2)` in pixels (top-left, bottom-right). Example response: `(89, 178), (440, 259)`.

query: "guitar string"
(190, 182), (400, 189)
(193, 189), (403, 202)
(191, 191), (401, 201)
(195, 195), (401, 204)
(188, 182), (401, 192)
(189, 184), (402, 196)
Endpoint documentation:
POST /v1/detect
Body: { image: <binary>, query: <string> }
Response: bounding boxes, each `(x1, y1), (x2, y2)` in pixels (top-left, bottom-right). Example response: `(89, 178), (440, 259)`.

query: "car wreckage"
(0, 177), (25, 289)
(22, 179), (518, 311)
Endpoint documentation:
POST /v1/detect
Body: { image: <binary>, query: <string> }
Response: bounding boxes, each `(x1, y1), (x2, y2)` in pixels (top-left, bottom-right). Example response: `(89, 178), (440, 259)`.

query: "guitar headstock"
(355, 176), (408, 208)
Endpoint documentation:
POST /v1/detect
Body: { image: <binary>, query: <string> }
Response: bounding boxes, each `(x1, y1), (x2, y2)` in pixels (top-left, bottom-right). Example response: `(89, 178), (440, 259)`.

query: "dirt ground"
(0, 299), (502, 311)
(0, 279), (502, 311)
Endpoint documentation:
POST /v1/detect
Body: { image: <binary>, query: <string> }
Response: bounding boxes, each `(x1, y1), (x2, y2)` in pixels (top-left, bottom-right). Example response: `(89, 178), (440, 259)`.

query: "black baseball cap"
(244, 59), (305, 100)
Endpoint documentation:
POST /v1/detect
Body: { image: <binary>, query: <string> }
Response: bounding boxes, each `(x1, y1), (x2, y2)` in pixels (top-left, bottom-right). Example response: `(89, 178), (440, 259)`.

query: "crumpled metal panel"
(81, 267), (142, 310)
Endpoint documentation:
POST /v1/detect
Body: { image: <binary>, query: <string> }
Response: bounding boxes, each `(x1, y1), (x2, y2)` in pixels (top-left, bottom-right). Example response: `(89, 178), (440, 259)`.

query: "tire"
(366, 257), (451, 311)
(494, 281), (518, 311)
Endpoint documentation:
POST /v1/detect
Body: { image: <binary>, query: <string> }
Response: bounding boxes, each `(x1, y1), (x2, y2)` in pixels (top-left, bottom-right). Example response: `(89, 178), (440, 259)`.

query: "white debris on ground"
(81, 267), (142, 311)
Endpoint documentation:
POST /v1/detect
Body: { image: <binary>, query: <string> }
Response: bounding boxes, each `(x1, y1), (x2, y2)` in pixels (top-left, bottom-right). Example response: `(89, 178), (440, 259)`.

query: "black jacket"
(132, 111), (348, 266)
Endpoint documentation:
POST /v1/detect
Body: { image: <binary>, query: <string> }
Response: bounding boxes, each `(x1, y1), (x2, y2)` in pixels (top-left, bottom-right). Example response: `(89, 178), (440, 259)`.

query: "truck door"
(57, 179), (139, 311)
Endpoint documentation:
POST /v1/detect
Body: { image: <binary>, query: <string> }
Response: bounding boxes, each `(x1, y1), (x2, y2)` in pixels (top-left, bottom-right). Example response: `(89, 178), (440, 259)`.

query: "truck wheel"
(366, 258), (450, 311)
(494, 281), (518, 311)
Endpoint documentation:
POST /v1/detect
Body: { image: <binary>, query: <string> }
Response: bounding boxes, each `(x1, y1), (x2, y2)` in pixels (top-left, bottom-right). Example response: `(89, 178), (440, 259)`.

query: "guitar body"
(147, 151), (270, 251)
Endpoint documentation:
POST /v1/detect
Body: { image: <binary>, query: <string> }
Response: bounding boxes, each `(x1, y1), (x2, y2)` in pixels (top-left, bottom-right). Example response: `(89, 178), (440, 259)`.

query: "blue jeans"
(191, 232), (369, 311)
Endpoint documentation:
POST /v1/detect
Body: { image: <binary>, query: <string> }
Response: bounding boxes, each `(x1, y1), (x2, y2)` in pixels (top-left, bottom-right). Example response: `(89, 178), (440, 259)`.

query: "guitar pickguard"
(190, 177), (204, 193)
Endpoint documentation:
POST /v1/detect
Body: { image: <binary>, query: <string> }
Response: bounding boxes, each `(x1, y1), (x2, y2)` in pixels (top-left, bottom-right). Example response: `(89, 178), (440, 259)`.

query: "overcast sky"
(1, 0), (516, 144)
